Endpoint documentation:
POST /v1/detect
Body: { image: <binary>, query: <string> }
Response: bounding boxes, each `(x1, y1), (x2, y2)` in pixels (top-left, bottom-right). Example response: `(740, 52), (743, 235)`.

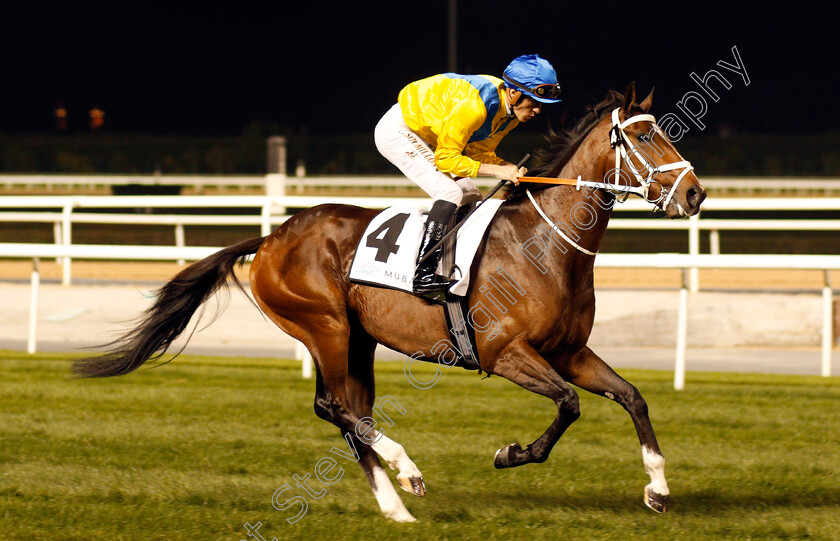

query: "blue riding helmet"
(503, 54), (562, 104)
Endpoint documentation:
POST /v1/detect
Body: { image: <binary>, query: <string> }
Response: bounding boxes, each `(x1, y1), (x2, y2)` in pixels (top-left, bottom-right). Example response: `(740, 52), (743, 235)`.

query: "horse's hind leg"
(344, 329), (425, 498)
(252, 283), (422, 519)
(564, 346), (670, 513)
(489, 339), (581, 469)
(339, 331), (418, 522)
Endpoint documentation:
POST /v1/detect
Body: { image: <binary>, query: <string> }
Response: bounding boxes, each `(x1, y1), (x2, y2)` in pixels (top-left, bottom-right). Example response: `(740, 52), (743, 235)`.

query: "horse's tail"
(71, 236), (266, 378)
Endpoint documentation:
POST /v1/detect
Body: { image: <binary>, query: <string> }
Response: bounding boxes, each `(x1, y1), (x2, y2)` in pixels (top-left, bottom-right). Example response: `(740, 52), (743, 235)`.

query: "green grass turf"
(1, 350), (839, 540)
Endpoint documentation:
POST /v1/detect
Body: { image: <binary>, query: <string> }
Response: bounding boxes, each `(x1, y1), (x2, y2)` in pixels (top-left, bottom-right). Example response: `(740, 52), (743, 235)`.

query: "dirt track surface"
(2, 260), (838, 291)
(3, 261), (838, 373)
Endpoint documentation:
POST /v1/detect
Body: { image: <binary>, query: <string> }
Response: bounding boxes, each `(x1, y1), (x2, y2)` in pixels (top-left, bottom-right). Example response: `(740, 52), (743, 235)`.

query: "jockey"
(374, 53), (562, 295)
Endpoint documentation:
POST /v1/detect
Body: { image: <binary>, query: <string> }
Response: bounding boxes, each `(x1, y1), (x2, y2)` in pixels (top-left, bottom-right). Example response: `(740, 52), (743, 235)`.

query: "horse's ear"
(639, 87), (654, 112)
(622, 81), (637, 111)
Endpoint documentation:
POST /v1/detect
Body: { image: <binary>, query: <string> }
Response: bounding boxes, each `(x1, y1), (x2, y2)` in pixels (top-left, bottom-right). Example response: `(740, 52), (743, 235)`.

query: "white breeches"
(374, 103), (480, 206)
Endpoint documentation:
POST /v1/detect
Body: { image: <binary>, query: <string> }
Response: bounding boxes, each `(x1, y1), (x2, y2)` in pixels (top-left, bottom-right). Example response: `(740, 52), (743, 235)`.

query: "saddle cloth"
(349, 200), (503, 297)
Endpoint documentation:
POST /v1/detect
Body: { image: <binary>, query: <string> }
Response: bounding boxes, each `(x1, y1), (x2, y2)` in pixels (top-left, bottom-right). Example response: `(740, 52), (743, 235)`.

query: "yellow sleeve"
(433, 99), (486, 178)
(464, 119), (519, 166)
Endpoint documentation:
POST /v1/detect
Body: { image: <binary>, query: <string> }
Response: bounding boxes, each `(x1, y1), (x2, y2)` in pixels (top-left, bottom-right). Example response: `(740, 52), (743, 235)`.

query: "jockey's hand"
(478, 163), (528, 184)
(512, 166), (527, 185)
(499, 162), (528, 184)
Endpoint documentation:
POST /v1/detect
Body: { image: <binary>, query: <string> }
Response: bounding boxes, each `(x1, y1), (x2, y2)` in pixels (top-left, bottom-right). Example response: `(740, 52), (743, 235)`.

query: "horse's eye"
(638, 133), (650, 143)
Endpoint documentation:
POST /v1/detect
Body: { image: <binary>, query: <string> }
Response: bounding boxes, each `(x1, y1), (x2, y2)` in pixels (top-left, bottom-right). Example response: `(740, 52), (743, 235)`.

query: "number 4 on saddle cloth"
(349, 200), (503, 296)
(348, 200), (504, 370)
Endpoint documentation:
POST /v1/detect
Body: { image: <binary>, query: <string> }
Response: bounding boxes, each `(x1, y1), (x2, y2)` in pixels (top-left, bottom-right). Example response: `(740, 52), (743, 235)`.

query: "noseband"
(608, 108), (694, 210)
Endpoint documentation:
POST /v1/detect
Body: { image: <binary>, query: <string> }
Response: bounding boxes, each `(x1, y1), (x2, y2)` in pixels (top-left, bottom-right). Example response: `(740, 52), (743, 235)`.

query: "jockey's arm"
(433, 99), (494, 178)
(468, 123), (525, 183)
(435, 102), (526, 183)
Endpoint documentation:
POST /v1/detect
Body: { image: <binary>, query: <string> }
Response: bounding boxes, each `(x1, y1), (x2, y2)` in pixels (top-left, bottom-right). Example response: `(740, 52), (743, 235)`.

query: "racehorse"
(73, 83), (706, 522)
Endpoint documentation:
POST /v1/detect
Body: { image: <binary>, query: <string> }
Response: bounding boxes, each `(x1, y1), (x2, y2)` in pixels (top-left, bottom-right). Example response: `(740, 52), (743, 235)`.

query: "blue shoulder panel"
(443, 73), (500, 143)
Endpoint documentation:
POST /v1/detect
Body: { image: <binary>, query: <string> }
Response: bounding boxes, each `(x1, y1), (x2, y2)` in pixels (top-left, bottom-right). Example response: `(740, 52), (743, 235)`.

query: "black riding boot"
(413, 200), (457, 294)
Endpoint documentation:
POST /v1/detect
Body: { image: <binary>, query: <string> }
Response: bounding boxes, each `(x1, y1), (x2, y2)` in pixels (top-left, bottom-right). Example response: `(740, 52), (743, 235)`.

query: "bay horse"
(73, 83), (706, 522)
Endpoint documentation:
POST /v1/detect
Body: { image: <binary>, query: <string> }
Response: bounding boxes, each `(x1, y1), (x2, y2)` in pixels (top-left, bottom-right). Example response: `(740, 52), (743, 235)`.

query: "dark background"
(0, 2), (836, 175)
(0, 2), (837, 253)
(1, 2), (834, 135)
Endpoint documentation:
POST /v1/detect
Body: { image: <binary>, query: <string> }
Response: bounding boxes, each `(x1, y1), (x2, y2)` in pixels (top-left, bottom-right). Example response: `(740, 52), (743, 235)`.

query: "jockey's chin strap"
(608, 107), (694, 210)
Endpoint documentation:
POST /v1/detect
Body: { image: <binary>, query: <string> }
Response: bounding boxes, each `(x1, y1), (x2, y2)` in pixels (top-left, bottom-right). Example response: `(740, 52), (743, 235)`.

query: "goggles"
(503, 75), (562, 100)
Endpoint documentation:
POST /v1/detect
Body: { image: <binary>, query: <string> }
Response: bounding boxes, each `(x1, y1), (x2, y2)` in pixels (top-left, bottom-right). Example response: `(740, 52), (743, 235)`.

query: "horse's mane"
(504, 88), (640, 202)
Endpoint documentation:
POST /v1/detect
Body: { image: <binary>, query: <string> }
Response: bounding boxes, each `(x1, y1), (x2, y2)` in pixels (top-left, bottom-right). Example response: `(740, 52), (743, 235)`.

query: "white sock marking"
(370, 433), (423, 479)
(642, 445), (670, 496)
(370, 465), (415, 522)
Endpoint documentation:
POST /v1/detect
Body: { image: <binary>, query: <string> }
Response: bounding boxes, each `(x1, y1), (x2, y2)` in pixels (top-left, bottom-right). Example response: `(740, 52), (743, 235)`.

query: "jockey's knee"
(455, 178), (481, 205)
(434, 182), (464, 206)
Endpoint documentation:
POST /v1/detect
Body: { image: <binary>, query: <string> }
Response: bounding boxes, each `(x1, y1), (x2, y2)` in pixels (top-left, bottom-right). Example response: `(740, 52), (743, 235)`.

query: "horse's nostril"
(687, 186), (706, 208)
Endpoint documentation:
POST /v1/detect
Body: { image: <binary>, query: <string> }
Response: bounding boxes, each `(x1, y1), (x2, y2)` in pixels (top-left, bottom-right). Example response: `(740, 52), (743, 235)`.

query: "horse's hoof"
(494, 442), (524, 469)
(397, 475), (426, 497)
(644, 485), (669, 513)
(383, 507), (417, 522)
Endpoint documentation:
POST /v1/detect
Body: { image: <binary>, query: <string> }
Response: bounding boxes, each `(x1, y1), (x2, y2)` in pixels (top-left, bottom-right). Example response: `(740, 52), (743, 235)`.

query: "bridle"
(607, 107), (694, 211)
(522, 107), (696, 256)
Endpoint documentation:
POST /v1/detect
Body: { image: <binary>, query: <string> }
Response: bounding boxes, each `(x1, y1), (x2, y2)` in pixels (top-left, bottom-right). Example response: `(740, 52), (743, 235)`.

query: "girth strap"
(440, 211), (481, 370)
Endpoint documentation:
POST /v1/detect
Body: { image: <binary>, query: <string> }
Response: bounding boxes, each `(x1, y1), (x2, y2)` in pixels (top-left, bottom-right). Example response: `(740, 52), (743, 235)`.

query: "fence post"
(296, 341), (313, 379)
(175, 223), (185, 265)
(266, 136), (287, 176)
(674, 268), (689, 390)
(266, 135), (288, 196)
(61, 203), (73, 286)
(266, 136), (287, 227)
(688, 214), (700, 292)
(27, 258), (40, 354)
(822, 270), (833, 377)
(710, 229), (720, 255)
(260, 203), (272, 237)
(265, 174), (286, 200)
(53, 221), (63, 264)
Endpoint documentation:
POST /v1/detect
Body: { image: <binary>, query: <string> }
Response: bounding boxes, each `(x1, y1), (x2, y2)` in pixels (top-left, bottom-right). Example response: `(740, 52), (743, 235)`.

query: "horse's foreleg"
(489, 339), (580, 469)
(565, 346), (670, 513)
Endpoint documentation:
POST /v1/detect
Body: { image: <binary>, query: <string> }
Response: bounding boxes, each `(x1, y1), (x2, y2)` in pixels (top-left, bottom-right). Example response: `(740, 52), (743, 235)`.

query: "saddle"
(348, 199), (504, 371)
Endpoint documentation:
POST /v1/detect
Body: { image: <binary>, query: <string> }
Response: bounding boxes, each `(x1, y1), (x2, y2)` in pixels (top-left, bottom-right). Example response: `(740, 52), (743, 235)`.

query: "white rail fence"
(596, 254), (837, 388)
(2, 195), (840, 292)
(0, 174), (266, 191)
(3, 173), (840, 197)
(1, 243), (837, 388)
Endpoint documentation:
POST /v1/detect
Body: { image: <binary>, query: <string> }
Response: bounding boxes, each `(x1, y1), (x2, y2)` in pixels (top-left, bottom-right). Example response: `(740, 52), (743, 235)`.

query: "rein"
(517, 108), (695, 256)
(518, 174), (647, 197)
(524, 189), (598, 256)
